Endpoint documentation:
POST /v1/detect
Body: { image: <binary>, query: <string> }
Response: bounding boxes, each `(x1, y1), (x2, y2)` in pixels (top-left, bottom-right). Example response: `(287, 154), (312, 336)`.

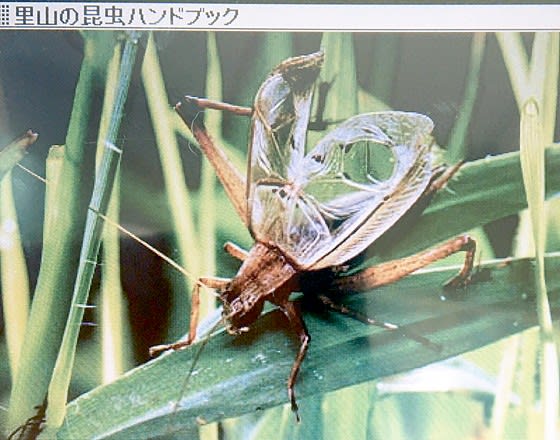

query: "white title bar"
(0, 3), (558, 31)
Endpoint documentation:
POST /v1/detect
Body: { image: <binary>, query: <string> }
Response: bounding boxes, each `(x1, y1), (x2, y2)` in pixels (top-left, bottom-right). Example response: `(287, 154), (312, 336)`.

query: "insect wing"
(247, 52), (323, 238)
(248, 54), (434, 270)
(247, 52), (323, 189)
(304, 112), (434, 269)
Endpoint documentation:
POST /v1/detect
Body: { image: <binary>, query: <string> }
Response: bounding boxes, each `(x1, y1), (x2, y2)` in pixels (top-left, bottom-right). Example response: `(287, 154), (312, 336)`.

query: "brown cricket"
(150, 51), (475, 420)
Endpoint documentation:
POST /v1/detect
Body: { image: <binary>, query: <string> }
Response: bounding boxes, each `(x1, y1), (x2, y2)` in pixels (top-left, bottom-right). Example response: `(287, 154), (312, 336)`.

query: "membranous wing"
(248, 53), (434, 270)
(301, 112), (434, 269)
(247, 51), (323, 202)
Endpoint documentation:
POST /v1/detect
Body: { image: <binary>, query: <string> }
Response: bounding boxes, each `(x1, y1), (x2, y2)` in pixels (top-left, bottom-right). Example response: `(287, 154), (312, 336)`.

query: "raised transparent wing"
(248, 54), (434, 270)
(303, 112), (434, 269)
(247, 52), (323, 202)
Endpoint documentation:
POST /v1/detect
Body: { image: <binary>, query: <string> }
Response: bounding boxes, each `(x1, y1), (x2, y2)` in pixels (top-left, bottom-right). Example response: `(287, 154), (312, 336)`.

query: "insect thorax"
(220, 241), (299, 333)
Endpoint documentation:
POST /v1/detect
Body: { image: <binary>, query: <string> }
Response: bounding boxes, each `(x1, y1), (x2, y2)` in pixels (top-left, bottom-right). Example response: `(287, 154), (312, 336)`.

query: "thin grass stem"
(45, 31), (141, 432)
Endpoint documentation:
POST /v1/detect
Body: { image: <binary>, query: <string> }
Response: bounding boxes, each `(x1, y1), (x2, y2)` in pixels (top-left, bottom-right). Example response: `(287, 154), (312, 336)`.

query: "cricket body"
(152, 51), (476, 420)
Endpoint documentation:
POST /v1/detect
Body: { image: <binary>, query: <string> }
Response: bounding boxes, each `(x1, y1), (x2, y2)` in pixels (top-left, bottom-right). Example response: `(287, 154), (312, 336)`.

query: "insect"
(151, 51), (476, 420)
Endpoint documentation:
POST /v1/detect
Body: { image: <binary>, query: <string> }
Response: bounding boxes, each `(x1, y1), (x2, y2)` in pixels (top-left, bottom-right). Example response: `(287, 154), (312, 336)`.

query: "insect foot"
(443, 273), (472, 290)
(288, 387), (302, 423)
(149, 338), (194, 357)
(442, 235), (476, 291)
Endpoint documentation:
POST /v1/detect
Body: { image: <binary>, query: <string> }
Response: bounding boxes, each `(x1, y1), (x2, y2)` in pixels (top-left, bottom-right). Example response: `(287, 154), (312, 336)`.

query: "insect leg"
(175, 101), (248, 225)
(224, 241), (249, 261)
(316, 294), (439, 350)
(333, 235), (476, 293)
(441, 236), (476, 289)
(149, 277), (230, 356)
(317, 294), (398, 330)
(183, 96), (253, 116)
(425, 161), (463, 196)
(280, 301), (310, 422)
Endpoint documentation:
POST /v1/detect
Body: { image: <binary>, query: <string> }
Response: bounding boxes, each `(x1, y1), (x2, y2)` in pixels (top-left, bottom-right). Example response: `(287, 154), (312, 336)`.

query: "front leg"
(175, 99), (248, 225)
(149, 276), (230, 356)
(224, 241), (249, 261)
(280, 300), (310, 423)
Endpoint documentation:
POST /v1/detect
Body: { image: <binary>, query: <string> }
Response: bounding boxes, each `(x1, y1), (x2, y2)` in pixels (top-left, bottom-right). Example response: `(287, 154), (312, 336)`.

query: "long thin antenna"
(166, 316), (225, 433)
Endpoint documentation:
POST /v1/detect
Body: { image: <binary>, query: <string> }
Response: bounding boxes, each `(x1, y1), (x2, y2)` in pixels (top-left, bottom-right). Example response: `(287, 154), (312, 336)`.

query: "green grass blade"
(368, 34), (400, 104)
(489, 334), (521, 439)
(248, 406), (294, 439)
(319, 33), (358, 120)
(6, 33), (116, 435)
(97, 42), (132, 384)
(141, 33), (200, 340)
(519, 98), (558, 440)
(196, 32), (222, 440)
(57, 253), (560, 439)
(497, 33), (558, 142)
(99, 178), (132, 383)
(321, 384), (374, 440)
(493, 32), (560, 438)
(314, 34), (366, 436)
(44, 31), (141, 432)
(0, 172), (31, 375)
(538, 34), (558, 144)
(307, 33), (358, 153)
(43, 146), (65, 236)
(527, 33), (558, 144)
(446, 33), (486, 163)
(495, 33), (530, 108)
(357, 88), (391, 113)
(197, 32), (221, 321)
(518, 327), (540, 438)
(234, 32), (293, 107)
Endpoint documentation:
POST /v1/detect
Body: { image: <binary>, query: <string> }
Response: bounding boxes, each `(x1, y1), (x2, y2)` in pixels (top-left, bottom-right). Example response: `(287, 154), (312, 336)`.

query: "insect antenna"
(165, 314), (225, 432)
(16, 163), (47, 184)
(97, 213), (212, 293)
(164, 299), (253, 431)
